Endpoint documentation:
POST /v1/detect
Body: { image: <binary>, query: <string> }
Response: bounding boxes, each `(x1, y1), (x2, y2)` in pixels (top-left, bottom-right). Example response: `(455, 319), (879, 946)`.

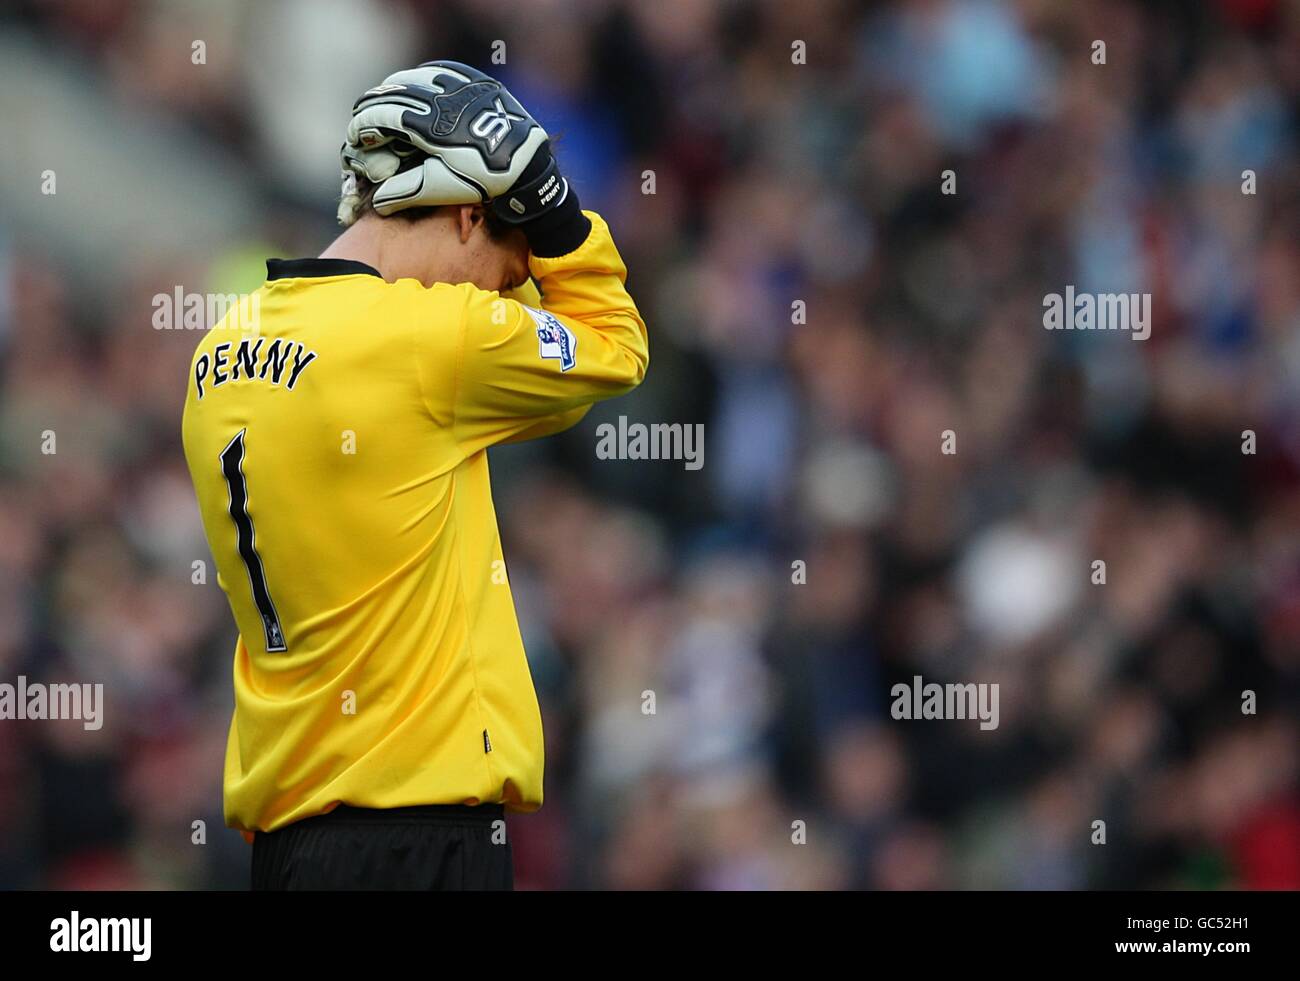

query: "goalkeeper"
(180, 61), (648, 889)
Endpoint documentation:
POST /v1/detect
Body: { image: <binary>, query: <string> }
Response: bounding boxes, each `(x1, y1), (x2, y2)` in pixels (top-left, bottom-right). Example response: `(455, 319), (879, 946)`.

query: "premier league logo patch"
(525, 306), (577, 372)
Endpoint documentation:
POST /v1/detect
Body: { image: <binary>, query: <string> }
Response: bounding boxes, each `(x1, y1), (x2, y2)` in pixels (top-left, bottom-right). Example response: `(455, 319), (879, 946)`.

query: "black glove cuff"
(487, 141), (591, 257)
(521, 184), (591, 257)
(489, 150), (559, 223)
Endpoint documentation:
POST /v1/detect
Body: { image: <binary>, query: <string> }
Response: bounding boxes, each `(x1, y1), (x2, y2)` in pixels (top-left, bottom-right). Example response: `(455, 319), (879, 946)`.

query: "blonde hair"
(337, 172), (366, 227)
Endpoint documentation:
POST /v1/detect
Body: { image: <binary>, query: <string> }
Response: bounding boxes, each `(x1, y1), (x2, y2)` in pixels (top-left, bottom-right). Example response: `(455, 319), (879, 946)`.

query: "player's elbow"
(628, 340), (649, 388)
(623, 312), (650, 387)
(585, 311), (648, 396)
(614, 336), (649, 393)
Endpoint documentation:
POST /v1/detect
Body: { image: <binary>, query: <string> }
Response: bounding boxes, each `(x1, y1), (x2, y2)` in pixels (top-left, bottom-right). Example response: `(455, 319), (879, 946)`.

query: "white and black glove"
(341, 60), (590, 257)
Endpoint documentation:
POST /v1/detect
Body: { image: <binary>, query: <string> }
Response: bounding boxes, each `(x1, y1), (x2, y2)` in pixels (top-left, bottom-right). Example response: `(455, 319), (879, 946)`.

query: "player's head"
(336, 60), (541, 292)
(337, 174), (529, 293)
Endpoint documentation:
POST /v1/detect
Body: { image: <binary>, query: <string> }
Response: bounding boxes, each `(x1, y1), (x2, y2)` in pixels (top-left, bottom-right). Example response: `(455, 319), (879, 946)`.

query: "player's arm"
(497, 406), (592, 444)
(445, 210), (647, 456)
(494, 279), (593, 444)
(344, 66), (646, 451)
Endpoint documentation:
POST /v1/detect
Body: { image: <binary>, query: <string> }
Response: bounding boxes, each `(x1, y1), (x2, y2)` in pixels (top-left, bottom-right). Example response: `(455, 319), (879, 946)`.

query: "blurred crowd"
(1, 0), (1298, 890)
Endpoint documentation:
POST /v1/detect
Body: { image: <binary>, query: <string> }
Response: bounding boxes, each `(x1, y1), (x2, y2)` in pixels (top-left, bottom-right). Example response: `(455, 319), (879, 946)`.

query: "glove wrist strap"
(522, 189), (591, 258)
(487, 153), (591, 257)
(489, 154), (564, 224)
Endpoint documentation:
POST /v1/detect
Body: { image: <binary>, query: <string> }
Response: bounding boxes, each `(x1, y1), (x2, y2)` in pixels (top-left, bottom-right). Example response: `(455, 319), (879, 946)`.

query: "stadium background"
(0, 0), (1297, 890)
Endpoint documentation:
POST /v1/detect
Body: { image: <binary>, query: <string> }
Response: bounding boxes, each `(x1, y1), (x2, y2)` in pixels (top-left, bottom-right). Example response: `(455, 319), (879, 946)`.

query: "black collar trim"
(266, 258), (383, 281)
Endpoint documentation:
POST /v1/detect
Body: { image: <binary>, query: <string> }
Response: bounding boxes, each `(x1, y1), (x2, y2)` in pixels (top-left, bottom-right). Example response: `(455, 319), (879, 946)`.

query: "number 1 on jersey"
(220, 429), (288, 653)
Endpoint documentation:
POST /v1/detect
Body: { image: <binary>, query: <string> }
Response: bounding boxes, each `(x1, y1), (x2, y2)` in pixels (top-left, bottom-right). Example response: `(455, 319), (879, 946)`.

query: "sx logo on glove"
(470, 98), (527, 153)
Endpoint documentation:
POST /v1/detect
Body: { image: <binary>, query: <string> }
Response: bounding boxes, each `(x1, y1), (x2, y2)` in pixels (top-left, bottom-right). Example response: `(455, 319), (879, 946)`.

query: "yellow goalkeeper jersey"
(181, 212), (647, 835)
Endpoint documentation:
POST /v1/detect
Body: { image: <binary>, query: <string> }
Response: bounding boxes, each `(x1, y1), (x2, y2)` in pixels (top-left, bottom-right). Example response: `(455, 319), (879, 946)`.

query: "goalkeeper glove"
(341, 60), (590, 257)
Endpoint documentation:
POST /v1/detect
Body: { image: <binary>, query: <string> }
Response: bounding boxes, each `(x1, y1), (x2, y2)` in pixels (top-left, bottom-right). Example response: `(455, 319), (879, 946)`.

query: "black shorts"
(250, 803), (513, 890)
